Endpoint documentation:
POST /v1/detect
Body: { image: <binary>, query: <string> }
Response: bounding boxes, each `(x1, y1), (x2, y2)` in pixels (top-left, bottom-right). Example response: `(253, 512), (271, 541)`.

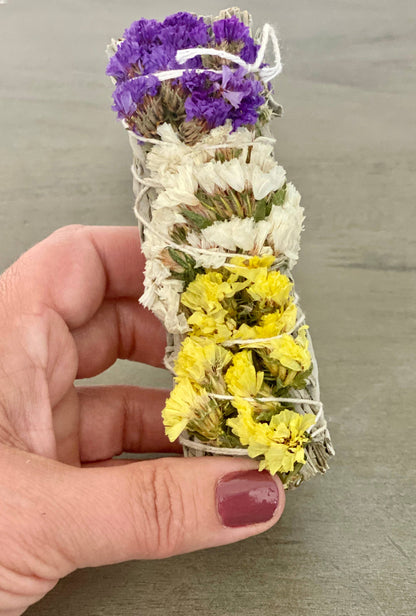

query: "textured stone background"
(1, 1), (415, 614)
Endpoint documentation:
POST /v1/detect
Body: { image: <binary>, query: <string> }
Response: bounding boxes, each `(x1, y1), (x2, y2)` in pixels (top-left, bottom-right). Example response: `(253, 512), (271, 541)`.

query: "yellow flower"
(162, 378), (203, 442)
(162, 378), (222, 442)
(268, 326), (311, 372)
(187, 310), (235, 342)
(227, 400), (316, 474)
(225, 254), (276, 282)
(180, 272), (225, 314)
(224, 350), (264, 397)
(247, 269), (293, 306)
(181, 271), (247, 314)
(232, 303), (297, 341)
(175, 336), (232, 384)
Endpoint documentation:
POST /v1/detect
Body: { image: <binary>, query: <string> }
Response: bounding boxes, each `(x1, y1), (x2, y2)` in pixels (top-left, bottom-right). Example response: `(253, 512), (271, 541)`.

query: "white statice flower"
(140, 258), (189, 334)
(141, 229), (170, 261)
(194, 161), (229, 194)
(190, 217), (269, 253)
(200, 120), (235, 147)
(193, 251), (230, 270)
(152, 164), (199, 209)
(146, 124), (206, 185)
(249, 164), (286, 200)
(200, 122), (256, 150)
(158, 279), (189, 334)
(140, 258), (171, 311)
(266, 182), (305, 268)
(247, 141), (275, 169)
(151, 139), (286, 203)
(150, 208), (187, 236)
(214, 158), (246, 192)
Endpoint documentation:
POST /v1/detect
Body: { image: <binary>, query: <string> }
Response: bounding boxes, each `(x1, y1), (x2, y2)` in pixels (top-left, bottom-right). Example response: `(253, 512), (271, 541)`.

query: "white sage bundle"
(107, 7), (334, 489)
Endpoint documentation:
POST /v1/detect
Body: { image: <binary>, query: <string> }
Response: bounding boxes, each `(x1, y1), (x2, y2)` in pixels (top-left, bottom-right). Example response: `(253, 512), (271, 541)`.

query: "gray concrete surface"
(1, 0), (415, 614)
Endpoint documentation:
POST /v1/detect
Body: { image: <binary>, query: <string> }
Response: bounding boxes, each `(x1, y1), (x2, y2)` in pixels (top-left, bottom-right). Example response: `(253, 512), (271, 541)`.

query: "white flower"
(194, 161), (228, 194)
(140, 258), (189, 334)
(151, 208), (187, 233)
(140, 258), (171, 310)
(152, 164), (199, 208)
(196, 217), (270, 253)
(217, 159), (246, 192)
(266, 183), (304, 268)
(250, 164), (286, 200)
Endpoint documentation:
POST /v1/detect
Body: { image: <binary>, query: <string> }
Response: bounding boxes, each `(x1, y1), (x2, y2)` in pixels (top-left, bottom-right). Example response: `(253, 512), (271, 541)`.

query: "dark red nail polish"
(216, 470), (280, 528)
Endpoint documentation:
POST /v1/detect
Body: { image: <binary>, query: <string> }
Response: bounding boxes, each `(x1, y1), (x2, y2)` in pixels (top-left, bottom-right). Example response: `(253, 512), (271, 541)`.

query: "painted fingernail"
(216, 470), (280, 528)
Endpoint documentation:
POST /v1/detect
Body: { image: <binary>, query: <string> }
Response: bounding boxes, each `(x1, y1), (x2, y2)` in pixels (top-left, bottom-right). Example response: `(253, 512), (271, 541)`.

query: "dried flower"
(213, 16), (259, 63)
(163, 378), (223, 441)
(174, 336), (232, 387)
(224, 350), (264, 397)
(227, 400), (316, 474)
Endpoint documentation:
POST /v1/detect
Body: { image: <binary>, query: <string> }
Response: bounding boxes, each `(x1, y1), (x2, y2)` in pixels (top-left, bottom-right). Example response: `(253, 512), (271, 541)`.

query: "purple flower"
(123, 19), (163, 47)
(106, 40), (143, 81)
(162, 12), (209, 48)
(107, 13), (211, 82)
(185, 93), (230, 128)
(213, 16), (259, 64)
(181, 67), (265, 130)
(111, 75), (160, 119)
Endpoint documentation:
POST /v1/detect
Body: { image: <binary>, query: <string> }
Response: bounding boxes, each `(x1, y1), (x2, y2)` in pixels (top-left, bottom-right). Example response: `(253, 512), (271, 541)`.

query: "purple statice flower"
(107, 38), (172, 81)
(181, 67), (264, 130)
(123, 18), (163, 47)
(161, 13), (210, 70)
(185, 92), (231, 129)
(213, 16), (259, 64)
(111, 75), (160, 119)
(106, 39), (143, 81)
(107, 13), (210, 82)
(162, 12), (209, 48)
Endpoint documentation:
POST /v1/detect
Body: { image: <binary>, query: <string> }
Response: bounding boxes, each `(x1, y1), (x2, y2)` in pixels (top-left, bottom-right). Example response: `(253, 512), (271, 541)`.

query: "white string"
(174, 23), (282, 83)
(126, 22), (282, 85)
(207, 393), (322, 406)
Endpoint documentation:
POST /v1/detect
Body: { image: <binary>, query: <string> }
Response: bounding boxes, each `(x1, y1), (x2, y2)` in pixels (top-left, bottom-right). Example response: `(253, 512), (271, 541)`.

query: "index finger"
(1, 225), (146, 329)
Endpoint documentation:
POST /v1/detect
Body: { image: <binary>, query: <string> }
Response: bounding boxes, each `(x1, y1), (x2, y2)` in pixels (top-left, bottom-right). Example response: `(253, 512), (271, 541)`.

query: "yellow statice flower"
(174, 336), (232, 384)
(224, 350), (264, 397)
(227, 399), (316, 474)
(247, 269), (293, 306)
(162, 378), (204, 442)
(181, 271), (246, 314)
(268, 326), (311, 372)
(162, 378), (222, 442)
(225, 254), (276, 282)
(187, 310), (235, 342)
(232, 303), (297, 341)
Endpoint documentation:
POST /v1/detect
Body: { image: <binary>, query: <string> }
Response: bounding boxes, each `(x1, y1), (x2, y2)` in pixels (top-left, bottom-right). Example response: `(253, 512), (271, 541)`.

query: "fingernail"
(216, 470), (280, 528)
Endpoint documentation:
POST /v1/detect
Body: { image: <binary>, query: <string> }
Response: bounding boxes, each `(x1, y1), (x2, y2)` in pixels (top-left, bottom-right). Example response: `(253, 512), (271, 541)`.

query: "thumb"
(4, 450), (285, 573)
(65, 456), (285, 568)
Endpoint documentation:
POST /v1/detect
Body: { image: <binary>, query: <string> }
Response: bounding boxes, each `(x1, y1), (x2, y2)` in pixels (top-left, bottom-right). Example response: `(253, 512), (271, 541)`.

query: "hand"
(0, 226), (285, 615)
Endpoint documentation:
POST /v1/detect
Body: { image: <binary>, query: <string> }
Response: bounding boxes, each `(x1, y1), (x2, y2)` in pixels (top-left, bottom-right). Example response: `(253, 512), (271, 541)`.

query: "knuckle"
(49, 224), (86, 240)
(134, 461), (186, 558)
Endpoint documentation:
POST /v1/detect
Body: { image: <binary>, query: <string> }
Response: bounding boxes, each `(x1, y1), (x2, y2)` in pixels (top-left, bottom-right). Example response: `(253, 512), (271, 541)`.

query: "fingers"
(72, 299), (166, 378)
(1, 448), (284, 580)
(77, 385), (181, 462)
(1, 225), (145, 329)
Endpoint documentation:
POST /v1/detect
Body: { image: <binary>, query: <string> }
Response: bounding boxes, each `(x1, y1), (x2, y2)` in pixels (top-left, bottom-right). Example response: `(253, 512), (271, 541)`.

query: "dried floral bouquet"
(106, 7), (334, 489)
